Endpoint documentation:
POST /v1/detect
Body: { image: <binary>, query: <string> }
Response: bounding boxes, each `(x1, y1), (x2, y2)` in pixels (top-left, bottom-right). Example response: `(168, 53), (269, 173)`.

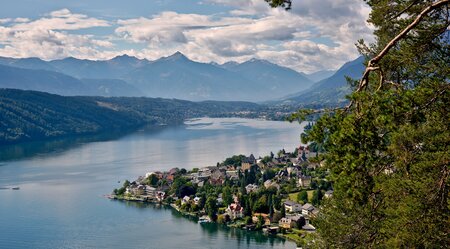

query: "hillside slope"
(281, 56), (366, 107)
(0, 89), (261, 144)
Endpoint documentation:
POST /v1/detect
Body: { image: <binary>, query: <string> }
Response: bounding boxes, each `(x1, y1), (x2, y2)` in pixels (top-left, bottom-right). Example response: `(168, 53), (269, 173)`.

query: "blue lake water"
(0, 118), (304, 249)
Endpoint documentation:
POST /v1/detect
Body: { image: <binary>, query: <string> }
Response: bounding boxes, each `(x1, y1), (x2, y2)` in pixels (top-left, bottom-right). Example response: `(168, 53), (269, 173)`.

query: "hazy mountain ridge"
(220, 58), (313, 99)
(279, 56), (366, 107)
(0, 64), (141, 97)
(0, 52), (318, 101)
(305, 70), (336, 82)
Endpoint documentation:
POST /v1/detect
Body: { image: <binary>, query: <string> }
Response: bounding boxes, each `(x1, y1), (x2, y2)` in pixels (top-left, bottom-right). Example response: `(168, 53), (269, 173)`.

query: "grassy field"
(278, 228), (315, 247)
(288, 190), (314, 203)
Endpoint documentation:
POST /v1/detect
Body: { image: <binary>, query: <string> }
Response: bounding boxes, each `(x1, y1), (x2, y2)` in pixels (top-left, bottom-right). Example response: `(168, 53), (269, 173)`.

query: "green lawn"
(288, 190), (314, 203)
(288, 192), (298, 201)
(307, 190), (314, 201)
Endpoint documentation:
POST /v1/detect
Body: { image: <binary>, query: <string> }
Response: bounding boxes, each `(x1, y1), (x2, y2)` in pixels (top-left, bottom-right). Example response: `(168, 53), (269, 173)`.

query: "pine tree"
(267, 0), (449, 247)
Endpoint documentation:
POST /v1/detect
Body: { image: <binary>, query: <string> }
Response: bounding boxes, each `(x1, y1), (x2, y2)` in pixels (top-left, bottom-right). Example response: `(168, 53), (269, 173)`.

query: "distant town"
(110, 141), (331, 246)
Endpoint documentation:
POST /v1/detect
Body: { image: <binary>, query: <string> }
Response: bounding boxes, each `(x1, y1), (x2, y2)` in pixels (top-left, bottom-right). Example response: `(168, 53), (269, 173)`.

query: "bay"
(0, 118), (304, 249)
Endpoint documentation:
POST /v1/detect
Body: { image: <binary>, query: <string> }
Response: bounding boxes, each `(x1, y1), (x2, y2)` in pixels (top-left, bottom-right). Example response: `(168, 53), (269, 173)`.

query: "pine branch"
(348, 0), (450, 111)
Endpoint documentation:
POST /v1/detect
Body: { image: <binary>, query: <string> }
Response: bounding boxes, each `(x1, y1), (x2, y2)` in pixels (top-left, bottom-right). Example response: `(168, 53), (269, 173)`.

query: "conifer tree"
(268, 0), (449, 247)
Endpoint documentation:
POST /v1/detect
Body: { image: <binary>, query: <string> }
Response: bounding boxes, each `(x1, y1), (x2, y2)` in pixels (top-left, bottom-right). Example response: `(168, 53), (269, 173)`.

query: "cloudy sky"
(0, 0), (374, 73)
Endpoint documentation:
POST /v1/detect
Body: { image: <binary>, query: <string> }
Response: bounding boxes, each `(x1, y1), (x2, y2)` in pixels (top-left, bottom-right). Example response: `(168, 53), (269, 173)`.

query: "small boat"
(198, 216), (211, 224)
(11, 187), (20, 190)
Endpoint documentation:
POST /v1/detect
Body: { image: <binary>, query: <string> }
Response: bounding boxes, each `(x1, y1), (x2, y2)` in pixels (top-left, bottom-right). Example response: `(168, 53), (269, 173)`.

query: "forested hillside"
(0, 89), (261, 145)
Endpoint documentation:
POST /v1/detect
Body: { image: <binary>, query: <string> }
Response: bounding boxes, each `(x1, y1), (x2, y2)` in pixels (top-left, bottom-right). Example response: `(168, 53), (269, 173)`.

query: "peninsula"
(110, 144), (329, 247)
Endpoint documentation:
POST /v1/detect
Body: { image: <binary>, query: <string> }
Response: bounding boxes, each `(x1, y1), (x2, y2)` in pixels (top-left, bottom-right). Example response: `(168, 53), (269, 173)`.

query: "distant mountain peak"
(111, 54), (141, 62)
(164, 51), (189, 61)
(113, 54), (136, 59)
(247, 58), (262, 63)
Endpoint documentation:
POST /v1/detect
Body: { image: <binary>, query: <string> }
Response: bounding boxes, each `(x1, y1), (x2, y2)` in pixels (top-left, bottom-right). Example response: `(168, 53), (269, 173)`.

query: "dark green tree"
(311, 189), (323, 206)
(244, 198), (252, 217)
(297, 190), (308, 203)
(280, 204), (286, 218)
(205, 197), (218, 221)
(253, 195), (269, 213)
(145, 174), (159, 186)
(269, 0), (449, 247)
(256, 215), (265, 230)
(222, 186), (233, 206)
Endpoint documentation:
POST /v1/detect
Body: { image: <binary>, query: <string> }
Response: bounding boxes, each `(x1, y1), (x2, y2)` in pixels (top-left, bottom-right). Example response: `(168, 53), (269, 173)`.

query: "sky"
(0, 0), (374, 73)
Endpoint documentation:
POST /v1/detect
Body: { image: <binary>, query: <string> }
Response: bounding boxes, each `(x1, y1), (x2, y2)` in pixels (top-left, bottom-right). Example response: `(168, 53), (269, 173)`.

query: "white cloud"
(0, 1), (375, 72)
(115, 11), (250, 45)
(0, 18), (12, 24)
(13, 18), (30, 23)
(12, 9), (109, 31)
(0, 9), (112, 60)
(199, 0), (374, 72)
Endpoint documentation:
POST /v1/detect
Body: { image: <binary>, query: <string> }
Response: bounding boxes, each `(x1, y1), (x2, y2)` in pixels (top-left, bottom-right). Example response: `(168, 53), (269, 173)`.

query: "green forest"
(0, 89), (261, 145)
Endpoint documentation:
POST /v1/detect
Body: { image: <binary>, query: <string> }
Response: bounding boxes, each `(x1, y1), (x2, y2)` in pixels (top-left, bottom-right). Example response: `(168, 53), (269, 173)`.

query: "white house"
(284, 200), (302, 213)
(182, 196), (191, 205)
(302, 203), (317, 216)
(226, 203), (244, 220)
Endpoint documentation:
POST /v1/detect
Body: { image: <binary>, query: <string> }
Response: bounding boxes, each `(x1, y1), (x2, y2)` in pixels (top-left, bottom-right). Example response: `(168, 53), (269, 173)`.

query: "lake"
(0, 118), (305, 249)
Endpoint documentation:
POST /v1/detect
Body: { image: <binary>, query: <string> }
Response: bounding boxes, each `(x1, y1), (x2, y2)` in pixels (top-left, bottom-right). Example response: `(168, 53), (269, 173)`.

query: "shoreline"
(107, 196), (298, 245)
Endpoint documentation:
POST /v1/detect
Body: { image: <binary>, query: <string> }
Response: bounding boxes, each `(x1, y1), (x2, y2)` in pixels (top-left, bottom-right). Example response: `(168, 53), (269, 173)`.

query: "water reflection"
(0, 118), (299, 249)
(112, 200), (288, 248)
(0, 128), (139, 162)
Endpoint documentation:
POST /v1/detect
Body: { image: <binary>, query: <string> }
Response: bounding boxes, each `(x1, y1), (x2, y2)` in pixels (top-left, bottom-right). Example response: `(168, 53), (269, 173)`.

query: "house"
(241, 154), (256, 171)
(286, 166), (298, 177)
(127, 184), (145, 195)
(324, 190), (334, 198)
(257, 162), (266, 170)
(156, 191), (165, 202)
(287, 214), (306, 228)
(284, 200), (302, 213)
(264, 180), (273, 189)
(191, 171), (210, 183)
(145, 171), (163, 179)
(302, 203), (317, 216)
(245, 184), (259, 193)
(252, 213), (271, 226)
(226, 203), (244, 220)
(182, 196), (191, 205)
(279, 217), (293, 229)
(145, 186), (157, 197)
(209, 169), (226, 185)
(298, 146), (312, 161)
(307, 163), (319, 170)
(302, 218), (316, 232)
(169, 168), (179, 176)
(264, 180), (280, 190)
(193, 196), (201, 205)
(226, 170), (239, 181)
(290, 158), (300, 166)
(247, 154), (256, 164)
(298, 175), (312, 188)
(241, 162), (252, 171)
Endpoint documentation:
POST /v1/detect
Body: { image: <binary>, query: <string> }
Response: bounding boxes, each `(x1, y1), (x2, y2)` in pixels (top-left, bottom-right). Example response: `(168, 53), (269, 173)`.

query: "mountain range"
(0, 52), (366, 105)
(278, 56), (366, 107)
(0, 52), (315, 101)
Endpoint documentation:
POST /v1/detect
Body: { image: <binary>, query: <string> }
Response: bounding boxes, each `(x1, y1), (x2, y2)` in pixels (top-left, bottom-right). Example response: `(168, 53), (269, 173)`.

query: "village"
(110, 144), (332, 245)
